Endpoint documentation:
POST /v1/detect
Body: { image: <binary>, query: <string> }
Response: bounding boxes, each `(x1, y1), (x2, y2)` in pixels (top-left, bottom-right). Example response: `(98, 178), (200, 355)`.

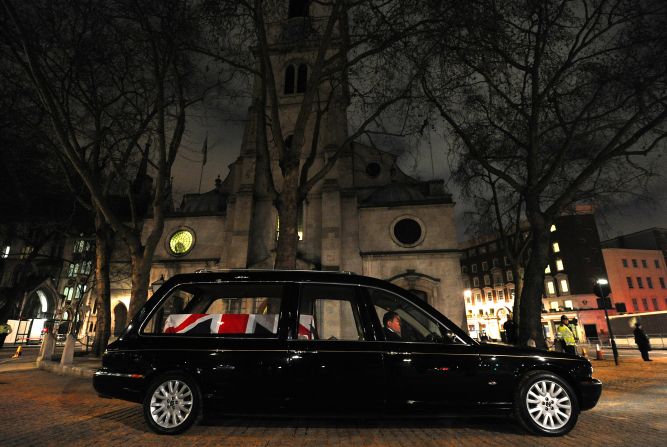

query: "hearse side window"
(367, 288), (465, 344)
(142, 283), (283, 337)
(297, 285), (365, 341)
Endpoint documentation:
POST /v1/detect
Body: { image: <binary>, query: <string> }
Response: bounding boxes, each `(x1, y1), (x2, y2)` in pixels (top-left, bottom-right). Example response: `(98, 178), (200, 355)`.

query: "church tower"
(160, 0), (467, 328)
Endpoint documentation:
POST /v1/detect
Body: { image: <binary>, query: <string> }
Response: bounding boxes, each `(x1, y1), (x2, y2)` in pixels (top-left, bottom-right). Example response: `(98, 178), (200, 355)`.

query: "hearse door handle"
(291, 350), (318, 354)
(386, 351), (411, 356)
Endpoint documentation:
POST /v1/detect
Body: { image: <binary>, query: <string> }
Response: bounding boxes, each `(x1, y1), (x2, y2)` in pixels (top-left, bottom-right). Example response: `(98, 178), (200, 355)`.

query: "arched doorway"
(23, 288), (55, 319)
(113, 302), (128, 336)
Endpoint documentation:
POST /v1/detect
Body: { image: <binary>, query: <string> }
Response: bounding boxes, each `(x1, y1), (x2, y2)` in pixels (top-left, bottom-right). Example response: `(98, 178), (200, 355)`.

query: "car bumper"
(93, 368), (146, 403)
(579, 378), (602, 410)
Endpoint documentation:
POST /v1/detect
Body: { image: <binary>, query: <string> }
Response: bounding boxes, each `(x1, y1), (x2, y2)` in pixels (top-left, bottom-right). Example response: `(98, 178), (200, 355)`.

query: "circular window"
(392, 218), (423, 246)
(365, 162), (381, 178)
(168, 229), (195, 256)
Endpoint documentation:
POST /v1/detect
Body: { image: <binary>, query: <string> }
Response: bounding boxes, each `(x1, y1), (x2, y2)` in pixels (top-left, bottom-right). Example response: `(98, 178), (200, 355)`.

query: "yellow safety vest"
(557, 324), (576, 346)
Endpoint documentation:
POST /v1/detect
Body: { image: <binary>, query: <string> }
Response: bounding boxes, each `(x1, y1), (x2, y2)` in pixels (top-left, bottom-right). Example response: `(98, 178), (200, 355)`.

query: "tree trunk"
(274, 163), (300, 269)
(518, 209), (552, 348)
(93, 211), (112, 357)
(128, 254), (151, 320)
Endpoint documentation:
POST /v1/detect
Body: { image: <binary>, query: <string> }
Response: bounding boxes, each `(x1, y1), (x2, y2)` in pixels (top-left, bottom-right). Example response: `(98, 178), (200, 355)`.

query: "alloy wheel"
(149, 379), (194, 429)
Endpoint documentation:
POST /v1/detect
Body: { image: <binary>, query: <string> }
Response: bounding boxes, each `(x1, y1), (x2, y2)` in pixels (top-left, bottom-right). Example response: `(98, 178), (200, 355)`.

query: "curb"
(36, 359), (98, 379)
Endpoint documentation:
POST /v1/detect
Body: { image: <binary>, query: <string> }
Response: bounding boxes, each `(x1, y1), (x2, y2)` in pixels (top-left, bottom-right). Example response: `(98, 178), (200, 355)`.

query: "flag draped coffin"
(164, 313), (279, 335)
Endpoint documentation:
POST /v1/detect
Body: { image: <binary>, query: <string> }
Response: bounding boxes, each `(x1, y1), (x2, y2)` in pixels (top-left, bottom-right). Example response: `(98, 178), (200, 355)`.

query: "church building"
(111, 0), (466, 332)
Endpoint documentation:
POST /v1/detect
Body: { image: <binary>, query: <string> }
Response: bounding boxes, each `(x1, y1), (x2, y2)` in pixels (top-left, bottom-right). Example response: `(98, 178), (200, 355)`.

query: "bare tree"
(420, 0), (667, 345)
(201, 0), (430, 268)
(1, 0), (204, 343)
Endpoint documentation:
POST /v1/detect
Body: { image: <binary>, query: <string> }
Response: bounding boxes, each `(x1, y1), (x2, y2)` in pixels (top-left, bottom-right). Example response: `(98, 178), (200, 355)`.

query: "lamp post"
(596, 279), (619, 366)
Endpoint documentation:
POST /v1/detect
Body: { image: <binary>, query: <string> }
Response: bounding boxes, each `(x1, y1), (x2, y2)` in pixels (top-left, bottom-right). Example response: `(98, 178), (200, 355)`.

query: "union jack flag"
(163, 313), (279, 335)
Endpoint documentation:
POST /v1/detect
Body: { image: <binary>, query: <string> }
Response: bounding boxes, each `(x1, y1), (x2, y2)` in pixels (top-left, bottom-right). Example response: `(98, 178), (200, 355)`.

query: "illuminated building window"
(506, 270), (514, 282)
(550, 224), (557, 232)
(486, 292), (493, 302)
(556, 259), (564, 271)
(498, 290), (505, 300)
(545, 265), (551, 274)
(1, 245), (9, 258)
(550, 301), (559, 310)
(475, 293), (482, 303)
(560, 279), (569, 293)
(547, 281), (556, 295)
(564, 299), (573, 309)
(473, 277), (479, 287)
(168, 229), (195, 256)
(552, 242), (560, 253)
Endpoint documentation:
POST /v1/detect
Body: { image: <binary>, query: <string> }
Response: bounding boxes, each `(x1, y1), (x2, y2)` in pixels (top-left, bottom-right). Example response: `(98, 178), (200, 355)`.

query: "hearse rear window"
(142, 283), (283, 337)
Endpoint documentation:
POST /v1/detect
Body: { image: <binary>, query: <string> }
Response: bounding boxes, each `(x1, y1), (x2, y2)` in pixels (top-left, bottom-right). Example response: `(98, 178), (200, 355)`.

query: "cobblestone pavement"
(1, 359), (665, 447)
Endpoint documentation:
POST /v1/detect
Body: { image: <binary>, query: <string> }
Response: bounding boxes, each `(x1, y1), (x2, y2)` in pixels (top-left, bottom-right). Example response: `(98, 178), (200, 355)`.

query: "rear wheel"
(143, 372), (201, 434)
(515, 371), (579, 436)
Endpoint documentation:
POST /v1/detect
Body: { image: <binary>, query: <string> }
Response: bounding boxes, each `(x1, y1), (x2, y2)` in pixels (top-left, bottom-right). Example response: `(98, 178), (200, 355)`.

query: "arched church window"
(284, 64), (296, 94)
(285, 64), (308, 94)
(296, 64), (308, 93)
(288, 0), (310, 18)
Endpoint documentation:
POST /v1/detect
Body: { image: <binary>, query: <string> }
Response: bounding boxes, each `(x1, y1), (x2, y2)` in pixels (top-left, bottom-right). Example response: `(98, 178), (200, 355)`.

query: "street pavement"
(1, 357), (665, 447)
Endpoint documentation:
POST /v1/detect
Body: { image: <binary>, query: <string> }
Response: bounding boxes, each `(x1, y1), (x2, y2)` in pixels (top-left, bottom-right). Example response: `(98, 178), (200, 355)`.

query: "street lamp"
(595, 279), (619, 366)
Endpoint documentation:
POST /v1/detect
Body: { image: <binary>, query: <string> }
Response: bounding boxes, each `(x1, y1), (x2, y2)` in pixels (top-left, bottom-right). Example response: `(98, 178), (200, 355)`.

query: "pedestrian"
(556, 315), (577, 355)
(633, 323), (652, 361)
(503, 314), (517, 344)
(0, 322), (11, 349)
(526, 328), (538, 348)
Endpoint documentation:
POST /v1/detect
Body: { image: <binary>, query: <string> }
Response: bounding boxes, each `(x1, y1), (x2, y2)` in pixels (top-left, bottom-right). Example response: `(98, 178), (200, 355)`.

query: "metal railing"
(583, 334), (666, 349)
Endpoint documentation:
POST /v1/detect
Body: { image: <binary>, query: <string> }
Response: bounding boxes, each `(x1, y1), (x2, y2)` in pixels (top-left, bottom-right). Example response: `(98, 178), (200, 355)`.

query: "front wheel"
(515, 371), (579, 436)
(143, 372), (202, 435)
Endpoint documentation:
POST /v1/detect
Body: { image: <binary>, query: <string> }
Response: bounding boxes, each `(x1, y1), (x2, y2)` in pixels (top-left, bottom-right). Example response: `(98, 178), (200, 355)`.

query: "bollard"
(12, 345), (22, 358)
(595, 343), (604, 360)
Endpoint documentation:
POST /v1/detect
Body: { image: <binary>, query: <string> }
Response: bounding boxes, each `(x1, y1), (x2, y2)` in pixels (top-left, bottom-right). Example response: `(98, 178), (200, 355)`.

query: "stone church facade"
(136, 1), (465, 328)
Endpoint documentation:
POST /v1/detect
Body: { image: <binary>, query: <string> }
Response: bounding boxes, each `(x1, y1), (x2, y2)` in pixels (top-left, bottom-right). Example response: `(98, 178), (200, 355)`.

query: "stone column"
(60, 334), (77, 366)
(37, 333), (56, 363)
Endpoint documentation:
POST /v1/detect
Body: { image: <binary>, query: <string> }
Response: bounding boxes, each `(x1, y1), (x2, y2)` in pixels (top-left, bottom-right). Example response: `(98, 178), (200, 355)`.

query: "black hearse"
(93, 270), (601, 435)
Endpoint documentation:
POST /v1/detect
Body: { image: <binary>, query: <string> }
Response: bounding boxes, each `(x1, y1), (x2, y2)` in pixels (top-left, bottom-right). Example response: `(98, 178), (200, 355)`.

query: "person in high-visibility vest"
(556, 315), (577, 355)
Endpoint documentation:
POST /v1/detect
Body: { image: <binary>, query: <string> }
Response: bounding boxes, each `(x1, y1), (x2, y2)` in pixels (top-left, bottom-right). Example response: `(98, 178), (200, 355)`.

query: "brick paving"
(1, 359), (665, 447)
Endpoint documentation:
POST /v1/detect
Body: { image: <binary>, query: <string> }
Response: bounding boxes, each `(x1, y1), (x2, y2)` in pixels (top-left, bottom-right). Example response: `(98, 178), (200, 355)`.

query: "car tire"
(143, 372), (202, 435)
(514, 371), (579, 436)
